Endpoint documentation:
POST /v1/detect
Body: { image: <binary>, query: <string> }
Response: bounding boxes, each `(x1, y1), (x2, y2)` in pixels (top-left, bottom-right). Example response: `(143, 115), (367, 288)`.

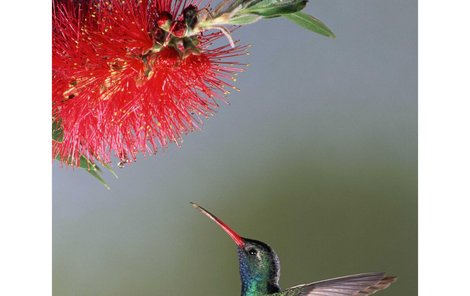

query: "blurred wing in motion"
(280, 272), (396, 296)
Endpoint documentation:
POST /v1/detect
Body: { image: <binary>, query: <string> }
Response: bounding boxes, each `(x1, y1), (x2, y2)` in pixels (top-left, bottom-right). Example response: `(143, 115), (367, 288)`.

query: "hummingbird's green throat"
(191, 202), (397, 296)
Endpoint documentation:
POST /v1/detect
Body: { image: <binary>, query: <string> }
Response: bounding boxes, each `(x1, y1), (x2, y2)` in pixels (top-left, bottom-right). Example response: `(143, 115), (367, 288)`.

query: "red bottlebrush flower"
(53, 0), (335, 171)
(53, 0), (247, 166)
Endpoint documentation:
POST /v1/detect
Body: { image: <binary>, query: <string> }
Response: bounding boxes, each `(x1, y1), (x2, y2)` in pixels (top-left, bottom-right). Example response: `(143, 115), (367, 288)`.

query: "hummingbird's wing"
(281, 272), (396, 296)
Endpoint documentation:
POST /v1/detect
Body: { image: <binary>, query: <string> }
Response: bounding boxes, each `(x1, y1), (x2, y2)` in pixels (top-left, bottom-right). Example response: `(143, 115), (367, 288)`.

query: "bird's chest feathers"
(240, 264), (269, 295)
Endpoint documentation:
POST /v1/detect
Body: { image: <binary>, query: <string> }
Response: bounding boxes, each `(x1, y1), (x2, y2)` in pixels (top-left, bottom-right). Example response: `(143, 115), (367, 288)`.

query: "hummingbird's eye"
(247, 248), (257, 256)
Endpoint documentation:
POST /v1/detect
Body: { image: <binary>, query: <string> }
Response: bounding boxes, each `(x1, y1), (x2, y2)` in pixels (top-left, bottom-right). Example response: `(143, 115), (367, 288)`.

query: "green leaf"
(102, 162), (119, 179)
(78, 155), (100, 171)
(283, 12), (335, 38)
(226, 14), (263, 25)
(54, 154), (116, 190)
(77, 157), (109, 189)
(53, 118), (117, 189)
(84, 167), (111, 190)
(52, 120), (63, 142)
(240, 0), (307, 17)
(78, 156), (116, 190)
(223, 0), (262, 14)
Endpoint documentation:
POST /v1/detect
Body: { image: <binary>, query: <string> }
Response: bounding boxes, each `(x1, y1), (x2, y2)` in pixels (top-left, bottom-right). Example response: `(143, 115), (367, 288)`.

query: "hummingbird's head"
(192, 203), (281, 295)
(236, 238), (281, 294)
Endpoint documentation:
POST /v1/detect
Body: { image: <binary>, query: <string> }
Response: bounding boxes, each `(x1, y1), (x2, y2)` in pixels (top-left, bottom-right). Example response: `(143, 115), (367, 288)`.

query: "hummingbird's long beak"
(191, 202), (245, 247)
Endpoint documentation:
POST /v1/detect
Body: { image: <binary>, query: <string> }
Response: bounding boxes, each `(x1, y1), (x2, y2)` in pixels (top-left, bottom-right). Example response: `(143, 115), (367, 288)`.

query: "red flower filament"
(53, 0), (248, 166)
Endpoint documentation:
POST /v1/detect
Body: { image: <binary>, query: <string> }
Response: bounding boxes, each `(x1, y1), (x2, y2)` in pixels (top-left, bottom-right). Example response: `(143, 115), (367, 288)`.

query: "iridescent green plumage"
(192, 203), (396, 296)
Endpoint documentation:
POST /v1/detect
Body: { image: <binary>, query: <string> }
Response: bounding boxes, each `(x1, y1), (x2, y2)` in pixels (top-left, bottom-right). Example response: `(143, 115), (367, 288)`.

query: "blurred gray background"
(53, 0), (417, 295)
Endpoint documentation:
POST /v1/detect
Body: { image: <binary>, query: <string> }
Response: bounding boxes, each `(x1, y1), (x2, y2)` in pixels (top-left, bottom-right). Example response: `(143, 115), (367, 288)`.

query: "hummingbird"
(191, 202), (396, 296)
